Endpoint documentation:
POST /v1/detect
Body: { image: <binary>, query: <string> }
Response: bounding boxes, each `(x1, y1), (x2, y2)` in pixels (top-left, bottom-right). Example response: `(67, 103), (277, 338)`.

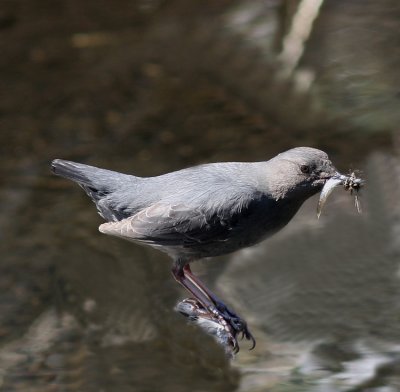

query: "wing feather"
(98, 202), (233, 247)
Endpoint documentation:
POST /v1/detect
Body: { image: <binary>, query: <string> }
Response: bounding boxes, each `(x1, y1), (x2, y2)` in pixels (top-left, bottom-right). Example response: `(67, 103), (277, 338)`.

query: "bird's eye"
(300, 165), (310, 174)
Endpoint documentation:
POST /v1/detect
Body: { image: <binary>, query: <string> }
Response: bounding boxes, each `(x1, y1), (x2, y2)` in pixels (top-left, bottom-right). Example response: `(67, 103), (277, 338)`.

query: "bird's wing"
(98, 201), (235, 248)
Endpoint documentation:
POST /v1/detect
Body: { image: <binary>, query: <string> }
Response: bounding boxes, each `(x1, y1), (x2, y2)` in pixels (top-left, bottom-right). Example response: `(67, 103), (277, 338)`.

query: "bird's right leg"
(171, 263), (222, 320)
(172, 261), (255, 352)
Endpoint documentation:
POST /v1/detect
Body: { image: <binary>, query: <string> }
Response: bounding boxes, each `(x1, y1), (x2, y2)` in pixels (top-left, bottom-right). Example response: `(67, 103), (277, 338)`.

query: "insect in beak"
(317, 171), (364, 218)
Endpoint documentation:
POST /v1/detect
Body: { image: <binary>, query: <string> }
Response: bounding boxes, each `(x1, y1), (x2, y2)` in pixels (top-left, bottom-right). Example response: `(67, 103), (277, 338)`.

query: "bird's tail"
(51, 159), (131, 202)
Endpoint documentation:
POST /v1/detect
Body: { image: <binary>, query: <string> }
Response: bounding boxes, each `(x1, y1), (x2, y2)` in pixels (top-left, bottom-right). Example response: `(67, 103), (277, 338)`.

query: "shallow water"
(1, 1), (399, 391)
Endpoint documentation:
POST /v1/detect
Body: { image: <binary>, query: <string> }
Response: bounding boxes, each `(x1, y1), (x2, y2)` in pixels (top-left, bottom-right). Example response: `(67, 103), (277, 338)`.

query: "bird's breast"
(183, 196), (304, 259)
(231, 197), (302, 247)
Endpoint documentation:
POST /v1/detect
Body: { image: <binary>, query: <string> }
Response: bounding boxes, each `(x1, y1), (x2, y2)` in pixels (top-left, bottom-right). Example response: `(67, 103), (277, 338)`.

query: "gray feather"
(52, 147), (335, 260)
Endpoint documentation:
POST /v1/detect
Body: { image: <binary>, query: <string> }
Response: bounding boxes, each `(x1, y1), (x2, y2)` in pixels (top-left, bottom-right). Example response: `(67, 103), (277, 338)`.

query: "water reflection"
(0, 0), (399, 391)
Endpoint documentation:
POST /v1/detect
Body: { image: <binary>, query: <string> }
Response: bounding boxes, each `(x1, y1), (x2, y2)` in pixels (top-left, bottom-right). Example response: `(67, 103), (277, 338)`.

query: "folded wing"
(99, 202), (235, 249)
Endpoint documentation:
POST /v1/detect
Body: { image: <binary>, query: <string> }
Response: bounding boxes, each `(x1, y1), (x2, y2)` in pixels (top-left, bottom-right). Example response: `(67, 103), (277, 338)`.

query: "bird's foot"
(176, 297), (255, 354)
(211, 301), (256, 353)
(172, 263), (255, 354)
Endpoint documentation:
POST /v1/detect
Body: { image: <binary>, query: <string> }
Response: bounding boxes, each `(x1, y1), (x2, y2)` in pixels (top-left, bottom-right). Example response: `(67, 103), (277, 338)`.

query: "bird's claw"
(233, 320), (256, 350)
(176, 298), (237, 354)
(176, 297), (256, 355)
(214, 301), (256, 350)
(209, 303), (256, 353)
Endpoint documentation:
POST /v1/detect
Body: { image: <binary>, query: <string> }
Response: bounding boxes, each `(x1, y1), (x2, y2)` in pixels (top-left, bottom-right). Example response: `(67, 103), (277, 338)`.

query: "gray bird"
(51, 147), (345, 352)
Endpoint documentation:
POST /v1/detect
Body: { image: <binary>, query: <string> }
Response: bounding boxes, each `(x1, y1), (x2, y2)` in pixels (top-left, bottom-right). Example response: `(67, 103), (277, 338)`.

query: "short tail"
(51, 159), (132, 202)
(51, 159), (96, 185)
(51, 159), (139, 221)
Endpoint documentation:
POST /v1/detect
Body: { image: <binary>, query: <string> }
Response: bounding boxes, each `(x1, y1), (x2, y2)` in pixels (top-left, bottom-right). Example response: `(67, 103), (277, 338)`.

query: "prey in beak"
(317, 171), (364, 218)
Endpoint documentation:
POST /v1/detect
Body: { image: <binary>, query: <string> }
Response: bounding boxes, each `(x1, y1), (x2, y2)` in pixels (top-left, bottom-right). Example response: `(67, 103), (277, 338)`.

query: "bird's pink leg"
(172, 263), (255, 352)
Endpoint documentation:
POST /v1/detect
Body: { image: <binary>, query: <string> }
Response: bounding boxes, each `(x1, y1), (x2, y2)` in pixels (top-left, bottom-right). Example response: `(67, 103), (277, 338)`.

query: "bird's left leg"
(182, 264), (255, 348)
(172, 262), (255, 351)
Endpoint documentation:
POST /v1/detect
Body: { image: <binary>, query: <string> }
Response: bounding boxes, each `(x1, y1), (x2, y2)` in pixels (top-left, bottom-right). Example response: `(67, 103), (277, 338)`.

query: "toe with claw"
(176, 297), (256, 354)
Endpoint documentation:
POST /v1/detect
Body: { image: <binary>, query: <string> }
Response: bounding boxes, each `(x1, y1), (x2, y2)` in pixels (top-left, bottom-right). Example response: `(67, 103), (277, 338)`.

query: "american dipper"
(51, 147), (349, 352)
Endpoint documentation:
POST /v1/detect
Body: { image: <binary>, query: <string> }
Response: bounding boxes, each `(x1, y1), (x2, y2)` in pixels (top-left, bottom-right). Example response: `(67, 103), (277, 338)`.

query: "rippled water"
(1, 1), (399, 391)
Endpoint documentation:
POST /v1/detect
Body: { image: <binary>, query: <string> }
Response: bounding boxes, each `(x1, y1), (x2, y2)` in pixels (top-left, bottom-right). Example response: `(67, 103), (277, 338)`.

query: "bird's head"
(266, 147), (340, 200)
(266, 147), (364, 216)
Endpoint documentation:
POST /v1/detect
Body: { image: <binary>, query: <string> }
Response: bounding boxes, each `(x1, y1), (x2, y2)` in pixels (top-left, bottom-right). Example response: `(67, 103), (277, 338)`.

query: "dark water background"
(0, 1), (399, 391)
